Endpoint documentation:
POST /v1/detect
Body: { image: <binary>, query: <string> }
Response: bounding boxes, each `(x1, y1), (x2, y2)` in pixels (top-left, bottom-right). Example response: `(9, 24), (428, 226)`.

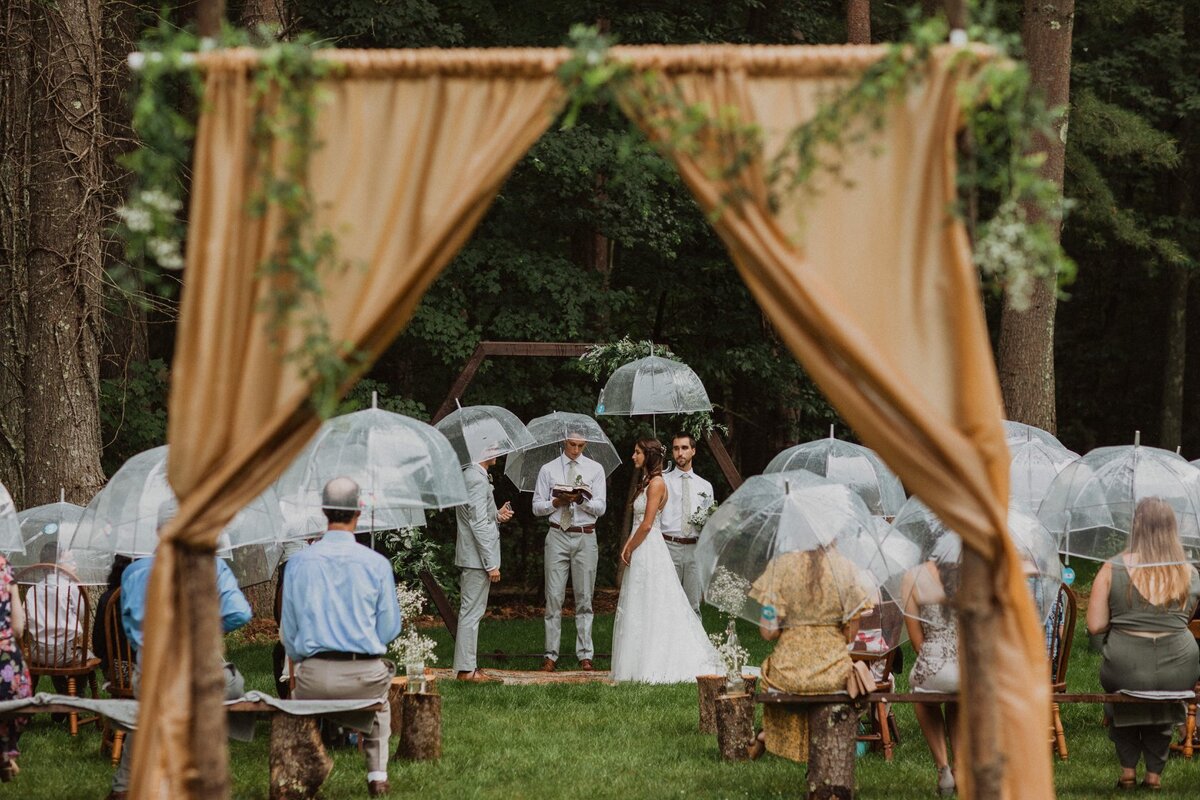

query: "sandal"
(1140, 781), (1161, 791)
(746, 732), (766, 761)
(1114, 777), (1136, 791)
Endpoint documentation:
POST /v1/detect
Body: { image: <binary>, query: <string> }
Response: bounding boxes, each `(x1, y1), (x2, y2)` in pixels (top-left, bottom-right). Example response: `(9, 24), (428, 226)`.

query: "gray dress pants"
(664, 538), (702, 615)
(293, 656), (395, 777)
(543, 528), (597, 662)
(454, 567), (492, 673)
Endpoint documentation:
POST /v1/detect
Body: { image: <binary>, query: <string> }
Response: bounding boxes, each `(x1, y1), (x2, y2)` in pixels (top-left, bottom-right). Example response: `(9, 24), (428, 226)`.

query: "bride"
(611, 438), (721, 683)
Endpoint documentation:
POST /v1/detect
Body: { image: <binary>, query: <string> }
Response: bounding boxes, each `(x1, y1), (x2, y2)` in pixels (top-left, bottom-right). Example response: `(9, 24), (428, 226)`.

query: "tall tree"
(21, 0), (108, 506)
(996, 1), (1075, 432)
(846, 0), (870, 43)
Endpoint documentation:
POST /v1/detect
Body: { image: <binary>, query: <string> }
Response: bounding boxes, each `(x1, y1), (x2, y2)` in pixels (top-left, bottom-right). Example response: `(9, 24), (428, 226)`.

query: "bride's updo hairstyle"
(636, 437), (666, 493)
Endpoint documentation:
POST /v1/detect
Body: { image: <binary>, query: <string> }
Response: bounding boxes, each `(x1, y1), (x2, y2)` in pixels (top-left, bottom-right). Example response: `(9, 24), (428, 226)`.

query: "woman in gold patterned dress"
(747, 548), (873, 761)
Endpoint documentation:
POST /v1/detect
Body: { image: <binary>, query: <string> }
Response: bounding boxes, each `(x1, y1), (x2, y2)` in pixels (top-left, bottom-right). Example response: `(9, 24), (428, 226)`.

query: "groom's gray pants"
(454, 567), (491, 673)
(543, 527), (597, 662)
(664, 537), (703, 615)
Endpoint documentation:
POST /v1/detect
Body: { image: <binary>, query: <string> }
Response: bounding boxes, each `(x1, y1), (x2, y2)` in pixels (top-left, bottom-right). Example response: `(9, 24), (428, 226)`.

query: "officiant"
(532, 434), (607, 672)
(661, 432), (715, 616)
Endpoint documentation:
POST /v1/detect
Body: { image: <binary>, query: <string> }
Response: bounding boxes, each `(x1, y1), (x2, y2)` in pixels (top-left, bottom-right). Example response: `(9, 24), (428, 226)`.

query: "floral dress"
(0, 555), (32, 761)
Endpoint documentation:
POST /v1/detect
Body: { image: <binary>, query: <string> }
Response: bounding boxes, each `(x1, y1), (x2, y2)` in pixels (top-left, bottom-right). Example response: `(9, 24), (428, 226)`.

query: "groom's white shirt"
(532, 452), (608, 527)
(659, 467), (714, 536)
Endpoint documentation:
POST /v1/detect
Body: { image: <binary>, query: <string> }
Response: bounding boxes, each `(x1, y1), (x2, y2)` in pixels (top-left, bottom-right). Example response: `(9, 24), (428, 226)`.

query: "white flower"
(707, 566), (750, 617)
(389, 628), (438, 666)
(117, 204), (153, 233)
(395, 583), (428, 619)
(139, 187), (183, 215)
(147, 237), (184, 270)
(708, 631), (750, 673)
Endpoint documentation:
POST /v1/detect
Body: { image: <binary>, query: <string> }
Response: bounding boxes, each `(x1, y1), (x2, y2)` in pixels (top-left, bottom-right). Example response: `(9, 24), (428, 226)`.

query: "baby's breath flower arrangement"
(706, 567), (752, 689)
(389, 584), (438, 669)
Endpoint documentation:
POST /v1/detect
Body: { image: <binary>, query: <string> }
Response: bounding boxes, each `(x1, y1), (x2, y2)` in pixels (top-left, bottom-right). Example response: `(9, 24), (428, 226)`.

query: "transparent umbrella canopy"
(695, 470), (910, 653)
(1009, 438), (1079, 512)
(67, 445), (285, 586)
(594, 355), (712, 416)
(503, 412), (621, 492)
(1004, 420), (1068, 450)
(0, 482), (22, 556)
(763, 427), (906, 517)
(9, 497), (85, 579)
(1037, 438), (1200, 564)
(435, 404), (536, 468)
(275, 402), (466, 540)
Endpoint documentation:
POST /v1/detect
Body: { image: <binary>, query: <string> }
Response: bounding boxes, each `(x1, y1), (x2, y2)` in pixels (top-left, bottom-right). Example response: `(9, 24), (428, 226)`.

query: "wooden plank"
(705, 431), (743, 489)
(431, 343), (488, 423)
(420, 568), (459, 639)
(0, 701), (384, 716)
(755, 692), (1200, 705)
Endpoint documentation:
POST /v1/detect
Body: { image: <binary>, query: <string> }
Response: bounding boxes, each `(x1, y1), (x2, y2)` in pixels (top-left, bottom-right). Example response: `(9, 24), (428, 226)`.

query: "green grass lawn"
(9, 607), (1200, 798)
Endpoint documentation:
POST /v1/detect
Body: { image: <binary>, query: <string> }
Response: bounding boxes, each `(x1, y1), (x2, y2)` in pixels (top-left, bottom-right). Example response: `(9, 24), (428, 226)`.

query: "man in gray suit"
(454, 451), (513, 682)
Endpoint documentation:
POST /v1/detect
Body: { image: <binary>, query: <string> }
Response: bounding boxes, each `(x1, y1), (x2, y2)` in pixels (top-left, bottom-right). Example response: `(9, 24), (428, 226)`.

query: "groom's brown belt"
(662, 534), (699, 545)
(549, 522), (595, 534)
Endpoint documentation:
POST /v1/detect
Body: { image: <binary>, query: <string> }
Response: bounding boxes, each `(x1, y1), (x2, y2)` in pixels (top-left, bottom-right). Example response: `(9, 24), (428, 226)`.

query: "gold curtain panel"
(134, 44), (1050, 800)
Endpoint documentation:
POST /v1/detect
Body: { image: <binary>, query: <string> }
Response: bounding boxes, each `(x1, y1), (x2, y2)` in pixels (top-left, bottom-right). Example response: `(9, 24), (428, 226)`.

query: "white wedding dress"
(611, 490), (722, 683)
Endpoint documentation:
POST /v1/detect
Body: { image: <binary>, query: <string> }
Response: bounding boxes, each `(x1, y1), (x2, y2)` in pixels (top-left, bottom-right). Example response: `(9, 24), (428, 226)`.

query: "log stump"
(388, 674), (439, 736)
(697, 674), (726, 733)
(714, 692), (755, 761)
(395, 692), (442, 761)
(806, 702), (858, 800)
(269, 713), (333, 800)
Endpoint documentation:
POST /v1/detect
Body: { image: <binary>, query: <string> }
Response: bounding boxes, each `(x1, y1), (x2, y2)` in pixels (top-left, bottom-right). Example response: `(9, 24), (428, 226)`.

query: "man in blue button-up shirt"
(280, 477), (401, 798)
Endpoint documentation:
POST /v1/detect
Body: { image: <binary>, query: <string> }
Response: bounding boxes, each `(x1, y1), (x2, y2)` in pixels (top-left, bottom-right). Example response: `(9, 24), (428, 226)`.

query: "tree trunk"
(806, 703), (857, 800)
(268, 712), (331, 800)
(845, 0), (870, 44)
(714, 692), (754, 761)
(696, 673), (726, 734)
(997, 0), (1074, 433)
(0, 0), (33, 503)
(1160, 264), (1188, 451)
(241, 0), (290, 35)
(957, 547), (1003, 800)
(24, 0), (107, 506)
(396, 692), (442, 761)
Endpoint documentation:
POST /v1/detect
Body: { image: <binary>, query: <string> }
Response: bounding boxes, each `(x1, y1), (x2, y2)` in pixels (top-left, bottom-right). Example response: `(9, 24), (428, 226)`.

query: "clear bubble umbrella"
(1008, 505), (1064, 623)
(696, 470), (909, 652)
(275, 398), (466, 541)
(503, 411), (621, 492)
(9, 493), (85, 579)
(0, 482), (23, 556)
(1004, 420), (1068, 450)
(66, 445), (285, 586)
(763, 426), (906, 517)
(1038, 434), (1200, 564)
(435, 403), (536, 468)
(595, 355), (712, 417)
(1009, 437), (1079, 512)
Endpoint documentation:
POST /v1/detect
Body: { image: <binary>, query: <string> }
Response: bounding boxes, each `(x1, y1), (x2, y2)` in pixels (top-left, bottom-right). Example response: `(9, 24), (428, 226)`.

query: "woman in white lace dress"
(611, 438), (721, 683)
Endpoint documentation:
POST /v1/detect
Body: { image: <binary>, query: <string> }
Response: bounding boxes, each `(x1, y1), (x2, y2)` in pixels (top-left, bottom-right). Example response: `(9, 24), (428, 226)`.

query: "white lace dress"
(611, 490), (722, 683)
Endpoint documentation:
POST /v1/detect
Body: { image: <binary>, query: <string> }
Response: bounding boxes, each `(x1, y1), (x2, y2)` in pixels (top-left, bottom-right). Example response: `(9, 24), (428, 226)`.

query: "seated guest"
(1087, 497), (1200, 791)
(106, 511), (253, 800)
(24, 544), (88, 670)
(93, 555), (132, 682)
(281, 477), (402, 798)
(747, 547), (873, 762)
(0, 552), (31, 782)
(902, 537), (961, 798)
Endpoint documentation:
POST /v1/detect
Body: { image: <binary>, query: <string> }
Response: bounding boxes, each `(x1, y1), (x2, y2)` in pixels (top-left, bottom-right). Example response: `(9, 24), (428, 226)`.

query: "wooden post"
(697, 674), (727, 734)
(807, 703), (858, 800)
(958, 547), (1004, 800)
(268, 713), (332, 800)
(714, 692), (754, 761)
(396, 692), (442, 761)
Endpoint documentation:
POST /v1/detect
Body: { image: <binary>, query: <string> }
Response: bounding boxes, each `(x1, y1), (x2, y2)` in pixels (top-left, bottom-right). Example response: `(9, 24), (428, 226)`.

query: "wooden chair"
(852, 648), (899, 761)
(16, 564), (102, 735)
(1047, 584), (1077, 760)
(1169, 619), (1200, 759)
(99, 588), (136, 765)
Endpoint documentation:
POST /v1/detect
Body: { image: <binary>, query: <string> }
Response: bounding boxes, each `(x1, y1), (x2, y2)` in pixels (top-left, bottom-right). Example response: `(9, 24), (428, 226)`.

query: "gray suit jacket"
(455, 465), (501, 571)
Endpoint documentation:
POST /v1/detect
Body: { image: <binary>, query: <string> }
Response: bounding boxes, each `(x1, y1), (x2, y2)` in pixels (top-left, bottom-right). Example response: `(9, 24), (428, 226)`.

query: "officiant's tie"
(681, 472), (692, 535)
(561, 460), (579, 529)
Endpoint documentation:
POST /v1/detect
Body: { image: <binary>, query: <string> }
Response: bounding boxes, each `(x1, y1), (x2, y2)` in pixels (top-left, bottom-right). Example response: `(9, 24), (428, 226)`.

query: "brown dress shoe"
(367, 779), (391, 796)
(457, 669), (501, 683)
(578, 659), (594, 671)
(540, 657), (556, 672)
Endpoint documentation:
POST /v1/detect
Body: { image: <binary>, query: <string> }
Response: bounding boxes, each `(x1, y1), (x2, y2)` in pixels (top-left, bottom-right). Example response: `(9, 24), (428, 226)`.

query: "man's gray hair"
(322, 476), (361, 511)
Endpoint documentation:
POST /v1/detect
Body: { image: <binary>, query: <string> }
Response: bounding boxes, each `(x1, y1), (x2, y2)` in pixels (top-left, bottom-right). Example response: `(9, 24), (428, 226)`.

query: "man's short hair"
(322, 477), (361, 524)
(671, 432), (697, 449)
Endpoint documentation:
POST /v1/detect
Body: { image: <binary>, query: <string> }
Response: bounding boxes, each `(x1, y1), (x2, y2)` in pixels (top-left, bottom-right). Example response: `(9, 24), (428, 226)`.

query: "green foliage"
(99, 358), (169, 474)
(380, 526), (457, 602)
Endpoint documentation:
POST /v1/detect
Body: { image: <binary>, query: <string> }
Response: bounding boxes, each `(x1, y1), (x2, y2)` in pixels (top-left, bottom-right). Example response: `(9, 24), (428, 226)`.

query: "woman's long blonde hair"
(1127, 497), (1192, 608)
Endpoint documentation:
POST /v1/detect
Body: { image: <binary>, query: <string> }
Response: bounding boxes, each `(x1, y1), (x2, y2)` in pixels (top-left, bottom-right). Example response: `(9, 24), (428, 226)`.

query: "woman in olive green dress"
(747, 548), (872, 761)
(1087, 497), (1200, 791)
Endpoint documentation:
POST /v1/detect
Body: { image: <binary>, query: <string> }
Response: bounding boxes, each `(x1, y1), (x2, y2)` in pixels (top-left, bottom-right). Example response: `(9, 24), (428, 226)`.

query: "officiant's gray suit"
(453, 463), (502, 673)
(532, 452), (607, 664)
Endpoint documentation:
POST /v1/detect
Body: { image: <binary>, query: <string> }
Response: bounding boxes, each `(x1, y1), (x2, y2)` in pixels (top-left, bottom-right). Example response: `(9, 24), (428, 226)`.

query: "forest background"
(1, 0), (1198, 589)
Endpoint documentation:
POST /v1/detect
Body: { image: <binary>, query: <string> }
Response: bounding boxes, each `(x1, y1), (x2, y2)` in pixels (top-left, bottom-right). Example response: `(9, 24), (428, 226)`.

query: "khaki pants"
(543, 528), (597, 662)
(664, 538), (702, 615)
(293, 656), (395, 776)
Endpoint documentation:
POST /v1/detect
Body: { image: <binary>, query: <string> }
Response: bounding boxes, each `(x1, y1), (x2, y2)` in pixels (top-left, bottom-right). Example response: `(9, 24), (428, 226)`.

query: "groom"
(532, 432), (607, 671)
(661, 432), (715, 615)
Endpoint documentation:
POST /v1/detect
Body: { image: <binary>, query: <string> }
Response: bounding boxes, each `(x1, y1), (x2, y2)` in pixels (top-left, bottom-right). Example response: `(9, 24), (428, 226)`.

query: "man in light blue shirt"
(280, 477), (401, 798)
(108, 526), (253, 800)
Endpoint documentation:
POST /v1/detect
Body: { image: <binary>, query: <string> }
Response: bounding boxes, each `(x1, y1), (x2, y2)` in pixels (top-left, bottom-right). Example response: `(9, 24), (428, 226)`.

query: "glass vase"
(405, 661), (426, 693)
(723, 619), (744, 694)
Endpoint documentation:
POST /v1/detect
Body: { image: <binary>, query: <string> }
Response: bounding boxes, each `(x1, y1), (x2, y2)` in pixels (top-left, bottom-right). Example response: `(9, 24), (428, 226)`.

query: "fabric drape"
(139, 44), (1051, 800)
(617, 48), (1050, 799)
(130, 50), (565, 797)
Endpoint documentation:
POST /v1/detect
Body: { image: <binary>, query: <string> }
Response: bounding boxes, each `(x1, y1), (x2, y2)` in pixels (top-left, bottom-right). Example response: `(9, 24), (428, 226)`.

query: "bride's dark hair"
(635, 437), (665, 494)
